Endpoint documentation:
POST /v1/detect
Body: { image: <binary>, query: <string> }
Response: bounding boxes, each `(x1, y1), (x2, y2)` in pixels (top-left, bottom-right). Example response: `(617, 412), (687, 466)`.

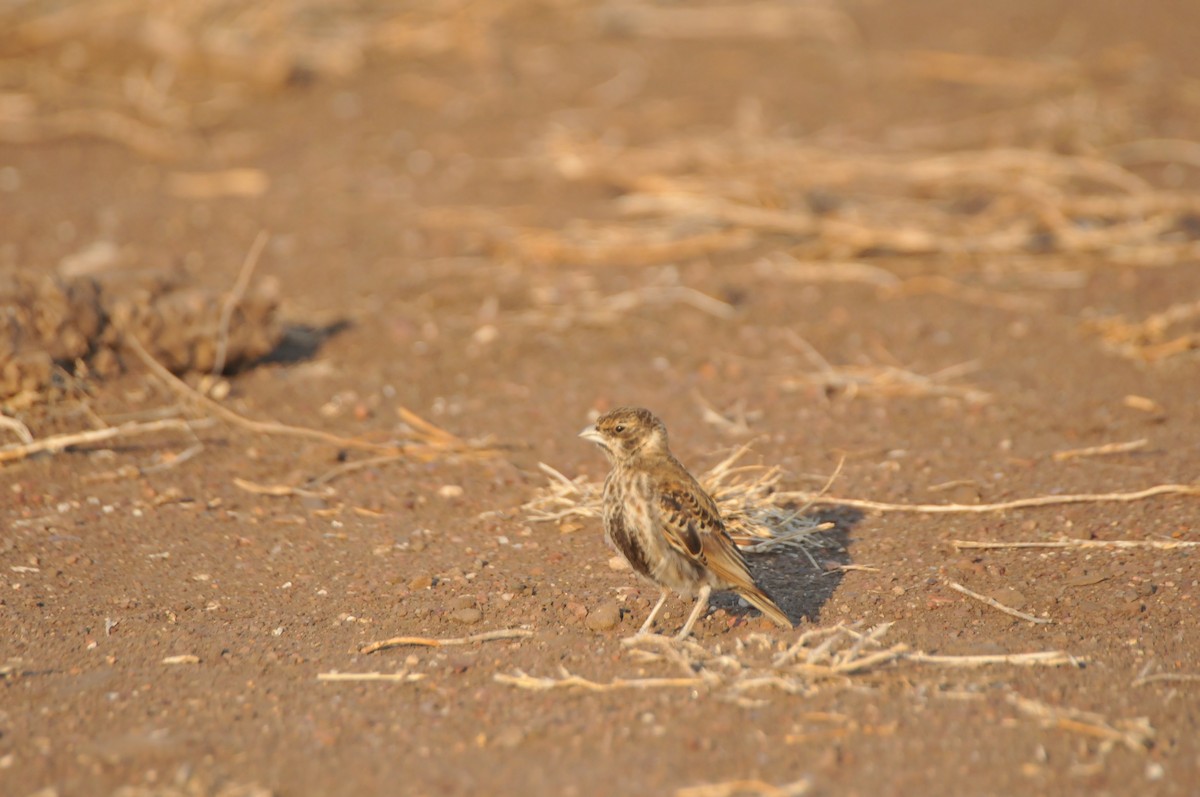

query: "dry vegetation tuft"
(497, 623), (1086, 705)
(523, 443), (837, 556)
(0, 0), (511, 158)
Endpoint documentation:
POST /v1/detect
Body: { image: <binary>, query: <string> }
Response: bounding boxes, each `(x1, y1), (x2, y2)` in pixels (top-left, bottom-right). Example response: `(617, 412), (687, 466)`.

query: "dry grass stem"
(597, 1), (857, 44)
(498, 624), (1078, 699)
(674, 777), (811, 797)
(1132, 672), (1200, 687)
(1052, 438), (1149, 461)
(362, 629), (533, 654)
(2, 1), (517, 159)
(952, 538), (1200, 551)
(306, 454), (411, 488)
(0, 414), (35, 444)
(781, 360), (990, 402)
(825, 564), (880, 574)
(127, 332), (394, 452)
(1008, 694), (1154, 753)
(892, 50), (1081, 92)
(162, 655), (201, 665)
(0, 418), (214, 465)
(501, 223), (756, 267)
(947, 581), (1053, 625)
(781, 333), (989, 402)
(545, 285), (736, 325)
(909, 651), (1081, 668)
(140, 442), (205, 475)
(317, 671), (425, 683)
(694, 392), (759, 437)
(213, 230), (270, 377)
(495, 669), (715, 692)
(166, 169), (270, 199)
(126, 332), (492, 461)
(753, 254), (901, 288)
(522, 445), (834, 554)
(232, 477), (331, 500)
(783, 482), (1200, 513)
(1086, 299), (1200, 362)
(887, 274), (1047, 313)
(536, 121), (1200, 269)
(0, 106), (202, 159)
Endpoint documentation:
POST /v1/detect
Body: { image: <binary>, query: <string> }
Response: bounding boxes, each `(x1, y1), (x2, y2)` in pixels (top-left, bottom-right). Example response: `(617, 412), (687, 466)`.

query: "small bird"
(579, 407), (792, 639)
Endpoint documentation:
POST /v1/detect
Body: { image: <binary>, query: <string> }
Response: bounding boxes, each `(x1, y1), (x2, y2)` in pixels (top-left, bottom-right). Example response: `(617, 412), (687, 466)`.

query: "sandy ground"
(4, 1), (1200, 795)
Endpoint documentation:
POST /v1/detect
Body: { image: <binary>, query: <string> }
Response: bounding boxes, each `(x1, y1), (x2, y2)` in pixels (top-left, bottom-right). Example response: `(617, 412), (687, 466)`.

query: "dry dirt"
(3, 1), (1200, 796)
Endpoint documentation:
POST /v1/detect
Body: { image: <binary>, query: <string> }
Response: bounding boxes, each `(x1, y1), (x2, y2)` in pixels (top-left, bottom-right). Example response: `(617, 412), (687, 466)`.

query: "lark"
(580, 407), (792, 639)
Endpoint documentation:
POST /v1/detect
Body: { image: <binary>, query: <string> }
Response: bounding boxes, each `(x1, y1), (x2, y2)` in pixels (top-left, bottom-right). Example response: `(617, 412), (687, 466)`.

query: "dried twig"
(1052, 438), (1149, 461)
(909, 651), (1081, 668)
(232, 477), (332, 500)
(597, 0), (858, 44)
(1008, 694), (1154, 752)
(494, 669), (714, 692)
(1132, 672), (1200, 687)
(362, 628), (532, 654)
(675, 777), (811, 797)
(499, 624), (1078, 701)
(126, 332), (491, 461)
(141, 441), (205, 475)
(317, 671), (426, 683)
(213, 229), (270, 377)
(162, 655), (200, 665)
(534, 111), (1200, 278)
(946, 581), (1052, 624)
(0, 418), (214, 465)
(825, 564), (880, 574)
(166, 169), (270, 199)
(779, 358), (990, 403)
(306, 453), (410, 488)
(126, 332), (397, 453)
(0, 413), (35, 444)
(1087, 298), (1200, 362)
(952, 538), (1200, 551)
(754, 253), (900, 287)
(784, 483), (1200, 513)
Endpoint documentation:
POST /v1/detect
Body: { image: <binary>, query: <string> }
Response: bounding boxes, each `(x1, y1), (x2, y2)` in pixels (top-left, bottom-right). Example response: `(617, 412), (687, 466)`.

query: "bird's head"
(579, 406), (669, 463)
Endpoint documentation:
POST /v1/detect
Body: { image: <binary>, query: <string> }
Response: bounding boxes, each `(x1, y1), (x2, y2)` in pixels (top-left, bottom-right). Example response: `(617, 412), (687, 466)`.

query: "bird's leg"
(675, 584), (712, 640)
(637, 588), (671, 635)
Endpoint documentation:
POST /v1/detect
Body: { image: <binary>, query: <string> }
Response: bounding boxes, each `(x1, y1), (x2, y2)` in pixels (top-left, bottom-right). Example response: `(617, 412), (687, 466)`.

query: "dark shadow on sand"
(255, 320), (352, 368)
(714, 505), (864, 626)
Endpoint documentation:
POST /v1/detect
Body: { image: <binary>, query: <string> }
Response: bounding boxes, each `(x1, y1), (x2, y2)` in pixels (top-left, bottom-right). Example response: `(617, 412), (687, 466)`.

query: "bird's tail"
(737, 585), (793, 629)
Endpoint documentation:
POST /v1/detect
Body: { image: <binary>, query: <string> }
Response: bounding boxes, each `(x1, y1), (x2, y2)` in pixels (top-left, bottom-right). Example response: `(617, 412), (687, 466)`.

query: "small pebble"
(449, 595), (475, 611)
(409, 575), (434, 590)
(449, 607), (482, 625)
(585, 601), (621, 631)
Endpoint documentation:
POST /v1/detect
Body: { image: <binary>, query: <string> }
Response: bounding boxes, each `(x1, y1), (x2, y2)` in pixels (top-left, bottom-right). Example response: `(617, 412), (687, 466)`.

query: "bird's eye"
(613, 424), (625, 433)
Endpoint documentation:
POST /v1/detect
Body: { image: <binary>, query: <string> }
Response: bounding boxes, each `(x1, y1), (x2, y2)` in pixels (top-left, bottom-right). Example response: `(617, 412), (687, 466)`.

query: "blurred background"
(3, 2), (1200, 795)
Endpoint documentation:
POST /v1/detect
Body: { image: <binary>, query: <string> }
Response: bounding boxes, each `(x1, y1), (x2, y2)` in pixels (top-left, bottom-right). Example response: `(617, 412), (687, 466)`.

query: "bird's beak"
(578, 425), (605, 446)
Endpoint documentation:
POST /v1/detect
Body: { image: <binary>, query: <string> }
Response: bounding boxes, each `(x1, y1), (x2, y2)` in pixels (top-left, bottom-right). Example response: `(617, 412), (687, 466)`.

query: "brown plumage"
(579, 407), (792, 638)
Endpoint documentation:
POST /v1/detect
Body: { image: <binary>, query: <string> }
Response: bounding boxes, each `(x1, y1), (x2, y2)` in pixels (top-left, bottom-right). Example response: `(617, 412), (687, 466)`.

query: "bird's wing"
(656, 469), (793, 629)
(655, 474), (755, 587)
